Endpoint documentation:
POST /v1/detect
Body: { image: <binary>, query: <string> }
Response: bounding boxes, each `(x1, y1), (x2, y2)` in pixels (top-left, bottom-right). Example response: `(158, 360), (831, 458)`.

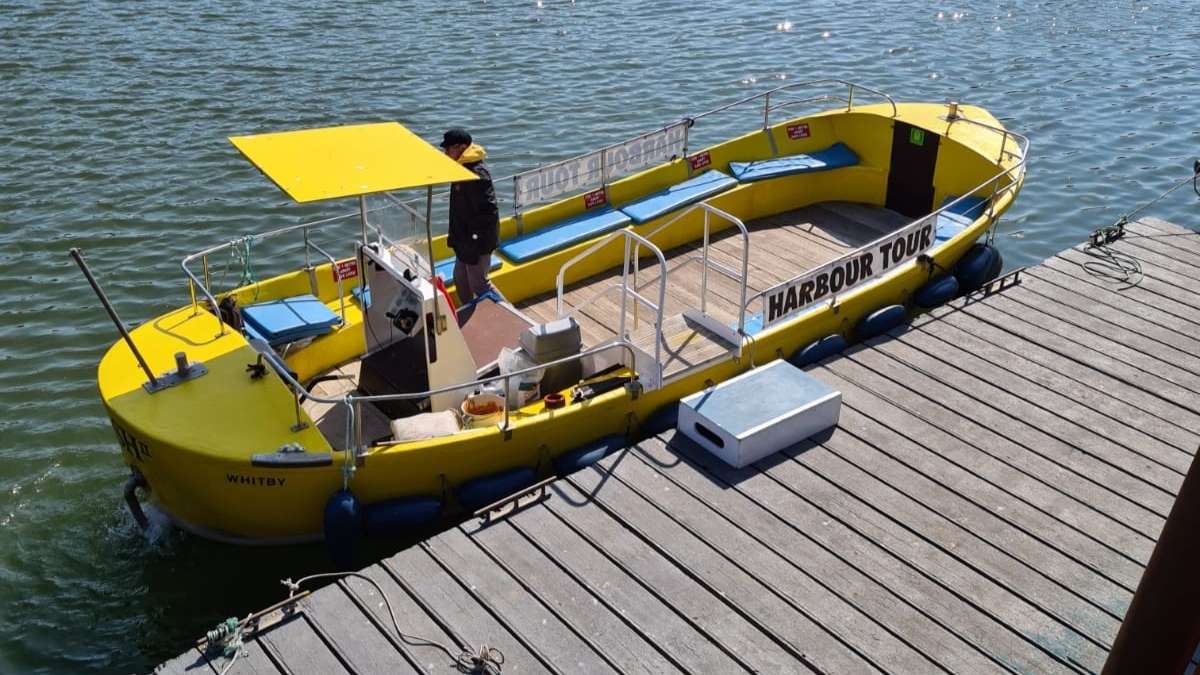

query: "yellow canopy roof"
(229, 122), (479, 203)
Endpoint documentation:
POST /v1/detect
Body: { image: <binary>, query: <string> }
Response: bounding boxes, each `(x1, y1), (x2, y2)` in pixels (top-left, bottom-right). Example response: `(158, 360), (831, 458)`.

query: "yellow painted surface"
(229, 122), (479, 203)
(98, 101), (1024, 542)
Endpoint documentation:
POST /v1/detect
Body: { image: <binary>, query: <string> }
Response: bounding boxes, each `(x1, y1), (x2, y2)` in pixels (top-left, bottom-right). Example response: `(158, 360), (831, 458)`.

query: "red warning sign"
(333, 259), (358, 281)
(688, 151), (712, 171)
(583, 188), (607, 209)
(786, 123), (811, 140)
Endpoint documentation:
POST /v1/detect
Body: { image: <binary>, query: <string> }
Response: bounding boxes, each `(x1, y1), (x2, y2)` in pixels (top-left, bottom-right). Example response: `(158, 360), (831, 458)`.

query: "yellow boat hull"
(97, 101), (1023, 543)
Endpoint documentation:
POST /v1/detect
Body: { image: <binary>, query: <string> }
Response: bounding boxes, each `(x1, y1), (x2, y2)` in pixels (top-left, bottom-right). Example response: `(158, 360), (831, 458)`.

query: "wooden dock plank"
(163, 217), (1200, 675)
(815, 367), (1147, 592)
(599, 445), (952, 673)
(458, 517), (682, 674)
(746, 438), (1109, 672)
(818, 356), (1155, 568)
(257, 614), (352, 675)
(421, 529), (619, 673)
(915, 301), (1200, 438)
(625, 438), (1043, 673)
(300, 590), (420, 674)
(795, 431), (1123, 643)
(814, 408), (1133, 613)
(540, 481), (805, 673)
(838, 345), (1166, 539)
(869, 333), (1181, 510)
(384, 546), (557, 672)
(496, 504), (744, 673)
(561, 464), (875, 673)
(890, 321), (1194, 474)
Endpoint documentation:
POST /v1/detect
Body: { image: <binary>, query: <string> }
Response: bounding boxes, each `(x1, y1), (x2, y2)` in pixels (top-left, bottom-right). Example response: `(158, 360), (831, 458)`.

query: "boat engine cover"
(519, 318), (583, 395)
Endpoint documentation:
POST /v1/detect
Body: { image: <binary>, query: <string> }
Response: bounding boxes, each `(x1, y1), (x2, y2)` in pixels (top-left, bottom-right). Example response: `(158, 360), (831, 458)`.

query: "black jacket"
(447, 160), (500, 264)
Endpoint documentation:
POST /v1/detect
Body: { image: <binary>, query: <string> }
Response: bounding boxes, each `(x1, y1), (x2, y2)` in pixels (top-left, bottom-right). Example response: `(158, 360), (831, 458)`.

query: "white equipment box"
(678, 359), (841, 468)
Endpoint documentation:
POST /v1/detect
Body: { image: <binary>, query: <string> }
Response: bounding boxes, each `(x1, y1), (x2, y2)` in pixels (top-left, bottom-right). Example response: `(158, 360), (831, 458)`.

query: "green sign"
(909, 127), (925, 146)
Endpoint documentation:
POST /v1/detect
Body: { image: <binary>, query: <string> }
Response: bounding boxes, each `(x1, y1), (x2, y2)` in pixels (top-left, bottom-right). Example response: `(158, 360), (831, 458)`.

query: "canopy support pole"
(425, 186), (443, 335)
(359, 195), (369, 246)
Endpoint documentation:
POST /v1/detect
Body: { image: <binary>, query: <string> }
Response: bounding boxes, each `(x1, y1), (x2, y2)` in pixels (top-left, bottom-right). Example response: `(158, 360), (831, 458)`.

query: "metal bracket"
(144, 362), (208, 393)
(981, 267), (1023, 296)
(474, 476), (555, 526)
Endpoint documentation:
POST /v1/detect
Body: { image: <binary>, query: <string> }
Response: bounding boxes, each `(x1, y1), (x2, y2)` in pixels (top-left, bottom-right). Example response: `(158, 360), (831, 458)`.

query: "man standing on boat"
(441, 128), (500, 304)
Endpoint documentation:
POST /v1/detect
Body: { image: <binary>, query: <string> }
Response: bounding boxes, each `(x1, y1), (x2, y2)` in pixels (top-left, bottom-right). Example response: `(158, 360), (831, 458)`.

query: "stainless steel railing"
(631, 202), (751, 335)
(742, 111), (1029, 321)
(555, 230), (668, 379)
(251, 337), (640, 452)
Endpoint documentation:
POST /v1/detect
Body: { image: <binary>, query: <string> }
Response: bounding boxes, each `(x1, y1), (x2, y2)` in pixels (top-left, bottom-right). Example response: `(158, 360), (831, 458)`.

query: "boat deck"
(515, 201), (908, 378)
(161, 217), (1200, 674)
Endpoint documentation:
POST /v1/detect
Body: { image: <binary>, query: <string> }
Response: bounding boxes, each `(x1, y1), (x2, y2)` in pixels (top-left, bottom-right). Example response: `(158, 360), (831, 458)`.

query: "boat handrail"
(633, 201), (751, 335)
(556, 229), (668, 379)
(179, 80), (896, 309)
(181, 202), (407, 335)
(254, 337), (640, 448)
(686, 78), (898, 124)
(742, 114), (1029, 319)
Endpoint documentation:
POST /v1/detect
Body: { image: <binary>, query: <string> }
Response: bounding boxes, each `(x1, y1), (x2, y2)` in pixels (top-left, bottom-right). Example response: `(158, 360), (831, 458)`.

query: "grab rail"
(556, 229), (668, 377)
(633, 202), (751, 334)
(743, 111), (1029, 320)
(255, 337), (640, 451)
(180, 80), (896, 317)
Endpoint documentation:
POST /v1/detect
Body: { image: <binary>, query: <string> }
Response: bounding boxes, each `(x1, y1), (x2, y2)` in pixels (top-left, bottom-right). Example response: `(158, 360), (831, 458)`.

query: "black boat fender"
(323, 489), (363, 569)
(788, 334), (848, 368)
(954, 243), (1004, 293)
(856, 304), (908, 340)
(554, 434), (626, 476)
(913, 274), (960, 308)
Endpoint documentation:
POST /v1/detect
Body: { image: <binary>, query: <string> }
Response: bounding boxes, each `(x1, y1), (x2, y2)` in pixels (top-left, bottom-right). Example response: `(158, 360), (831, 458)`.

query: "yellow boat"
(85, 81), (1026, 547)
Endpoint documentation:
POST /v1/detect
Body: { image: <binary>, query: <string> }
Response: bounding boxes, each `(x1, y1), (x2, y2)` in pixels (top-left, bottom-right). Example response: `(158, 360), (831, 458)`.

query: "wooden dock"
(160, 217), (1200, 674)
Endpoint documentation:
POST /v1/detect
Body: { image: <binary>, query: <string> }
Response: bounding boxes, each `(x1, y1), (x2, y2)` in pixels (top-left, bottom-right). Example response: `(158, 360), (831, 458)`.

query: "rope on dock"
(282, 573), (505, 674)
(1080, 162), (1200, 290)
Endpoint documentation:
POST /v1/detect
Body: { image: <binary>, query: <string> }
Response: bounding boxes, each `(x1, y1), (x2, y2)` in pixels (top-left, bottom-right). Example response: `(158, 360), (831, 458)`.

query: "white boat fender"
(914, 274), (960, 308)
(856, 304), (908, 340)
(553, 434), (626, 476)
(323, 489), (364, 570)
(788, 334), (848, 368)
(954, 243), (1004, 292)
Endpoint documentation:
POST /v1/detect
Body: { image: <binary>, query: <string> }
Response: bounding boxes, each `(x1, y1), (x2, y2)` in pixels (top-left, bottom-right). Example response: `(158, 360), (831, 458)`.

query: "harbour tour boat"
(81, 80), (1025, 547)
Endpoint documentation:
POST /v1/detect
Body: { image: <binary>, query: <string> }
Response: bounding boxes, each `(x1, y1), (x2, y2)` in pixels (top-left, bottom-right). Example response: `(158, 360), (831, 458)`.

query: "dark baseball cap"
(439, 128), (472, 148)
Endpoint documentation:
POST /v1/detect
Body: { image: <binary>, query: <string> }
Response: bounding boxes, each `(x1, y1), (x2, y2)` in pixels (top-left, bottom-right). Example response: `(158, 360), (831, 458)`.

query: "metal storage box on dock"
(678, 359), (841, 468)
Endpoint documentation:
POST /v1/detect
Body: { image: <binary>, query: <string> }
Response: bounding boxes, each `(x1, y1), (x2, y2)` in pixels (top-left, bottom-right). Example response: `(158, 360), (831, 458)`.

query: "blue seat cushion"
(497, 207), (631, 264)
(618, 170), (738, 224)
(935, 195), (989, 244)
(433, 256), (502, 284)
(729, 142), (859, 182)
(241, 294), (341, 346)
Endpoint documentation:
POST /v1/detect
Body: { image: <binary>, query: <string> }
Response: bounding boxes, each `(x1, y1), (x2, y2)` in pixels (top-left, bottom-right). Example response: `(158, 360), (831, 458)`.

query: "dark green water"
(1, 1), (1198, 672)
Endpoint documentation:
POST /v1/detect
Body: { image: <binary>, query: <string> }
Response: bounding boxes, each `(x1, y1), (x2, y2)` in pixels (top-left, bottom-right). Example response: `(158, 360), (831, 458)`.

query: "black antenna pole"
(70, 248), (160, 389)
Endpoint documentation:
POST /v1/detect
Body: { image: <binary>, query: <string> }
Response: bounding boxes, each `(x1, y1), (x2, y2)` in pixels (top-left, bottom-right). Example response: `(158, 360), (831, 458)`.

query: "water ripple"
(2, 0), (1199, 672)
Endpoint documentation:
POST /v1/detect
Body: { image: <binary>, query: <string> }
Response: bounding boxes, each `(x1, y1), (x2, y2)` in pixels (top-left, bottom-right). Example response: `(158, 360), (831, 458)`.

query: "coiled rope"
(282, 572), (505, 674)
(1082, 162), (1200, 290)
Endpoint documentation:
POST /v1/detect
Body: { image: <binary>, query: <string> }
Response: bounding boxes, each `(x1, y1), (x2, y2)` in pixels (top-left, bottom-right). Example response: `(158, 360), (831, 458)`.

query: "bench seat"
(728, 142), (859, 182)
(241, 294), (342, 346)
(497, 207), (631, 264)
(618, 170), (739, 224)
(935, 195), (989, 244)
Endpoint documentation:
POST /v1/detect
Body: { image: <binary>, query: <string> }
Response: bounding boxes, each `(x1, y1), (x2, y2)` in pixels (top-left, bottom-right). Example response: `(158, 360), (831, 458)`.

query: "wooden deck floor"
(161, 217), (1200, 674)
(515, 201), (907, 349)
